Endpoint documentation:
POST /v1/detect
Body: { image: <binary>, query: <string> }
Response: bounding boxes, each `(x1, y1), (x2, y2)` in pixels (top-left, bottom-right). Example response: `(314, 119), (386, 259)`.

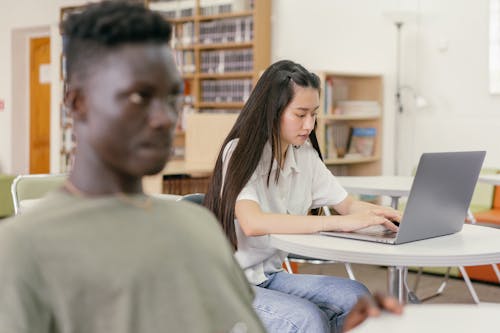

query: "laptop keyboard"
(355, 225), (397, 237)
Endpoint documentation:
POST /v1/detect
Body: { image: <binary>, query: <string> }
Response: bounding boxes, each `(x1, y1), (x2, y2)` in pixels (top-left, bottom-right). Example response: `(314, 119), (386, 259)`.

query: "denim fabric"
(252, 271), (369, 333)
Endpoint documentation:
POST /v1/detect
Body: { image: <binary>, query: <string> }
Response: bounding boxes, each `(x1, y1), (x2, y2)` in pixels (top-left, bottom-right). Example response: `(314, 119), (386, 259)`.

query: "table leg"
(467, 209), (476, 224)
(387, 266), (408, 304)
(390, 197), (400, 210)
(492, 263), (500, 284)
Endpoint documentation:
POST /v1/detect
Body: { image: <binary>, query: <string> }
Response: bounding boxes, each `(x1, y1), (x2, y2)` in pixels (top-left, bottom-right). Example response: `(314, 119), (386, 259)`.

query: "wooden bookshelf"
(150, 0), (271, 171)
(59, 0), (271, 192)
(316, 72), (383, 176)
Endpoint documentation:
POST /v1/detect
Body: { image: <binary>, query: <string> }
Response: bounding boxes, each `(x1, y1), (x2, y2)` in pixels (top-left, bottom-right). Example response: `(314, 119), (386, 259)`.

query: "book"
(335, 100), (381, 117)
(346, 127), (376, 157)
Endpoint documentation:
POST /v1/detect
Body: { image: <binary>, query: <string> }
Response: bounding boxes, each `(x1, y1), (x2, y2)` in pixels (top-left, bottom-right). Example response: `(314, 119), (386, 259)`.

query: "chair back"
(11, 174), (67, 215)
(493, 186), (500, 209)
(177, 193), (205, 206)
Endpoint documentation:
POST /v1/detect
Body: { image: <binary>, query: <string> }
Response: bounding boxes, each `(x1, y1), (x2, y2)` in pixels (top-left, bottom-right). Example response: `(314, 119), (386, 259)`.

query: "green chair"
(11, 174), (67, 215)
(0, 174), (16, 218)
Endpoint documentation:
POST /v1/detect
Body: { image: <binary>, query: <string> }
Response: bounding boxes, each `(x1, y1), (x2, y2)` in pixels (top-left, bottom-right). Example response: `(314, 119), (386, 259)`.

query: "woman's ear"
(64, 87), (87, 121)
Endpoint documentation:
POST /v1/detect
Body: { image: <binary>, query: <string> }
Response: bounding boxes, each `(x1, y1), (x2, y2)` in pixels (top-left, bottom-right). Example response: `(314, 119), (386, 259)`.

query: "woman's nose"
(304, 115), (315, 130)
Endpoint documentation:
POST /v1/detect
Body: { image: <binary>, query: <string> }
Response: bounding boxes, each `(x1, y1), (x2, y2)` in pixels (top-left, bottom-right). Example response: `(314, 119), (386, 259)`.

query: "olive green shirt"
(0, 190), (264, 333)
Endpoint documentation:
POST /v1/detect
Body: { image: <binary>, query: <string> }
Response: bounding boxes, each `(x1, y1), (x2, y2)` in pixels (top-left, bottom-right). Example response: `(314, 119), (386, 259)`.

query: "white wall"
(0, 0), (83, 174)
(1, 0), (499, 175)
(272, 0), (500, 175)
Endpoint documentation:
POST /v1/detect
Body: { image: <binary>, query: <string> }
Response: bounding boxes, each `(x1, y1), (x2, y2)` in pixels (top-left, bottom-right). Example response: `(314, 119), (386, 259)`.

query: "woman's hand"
(327, 209), (401, 232)
(330, 196), (402, 232)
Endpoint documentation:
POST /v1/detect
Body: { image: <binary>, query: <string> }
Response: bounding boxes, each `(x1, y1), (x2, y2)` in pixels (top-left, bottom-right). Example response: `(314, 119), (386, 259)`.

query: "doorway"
(29, 36), (51, 174)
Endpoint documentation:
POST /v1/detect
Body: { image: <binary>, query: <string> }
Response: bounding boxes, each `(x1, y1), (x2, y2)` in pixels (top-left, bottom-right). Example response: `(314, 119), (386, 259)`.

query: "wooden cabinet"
(316, 72), (383, 176)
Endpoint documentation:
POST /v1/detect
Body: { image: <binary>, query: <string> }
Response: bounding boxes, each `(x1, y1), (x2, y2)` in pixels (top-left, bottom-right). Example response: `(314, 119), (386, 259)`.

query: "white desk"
(478, 174), (500, 186)
(271, 225), (500, 303)
(350, 303), (500, 332)
(336, 176), (413, 209)
(471, 174), (500, 283)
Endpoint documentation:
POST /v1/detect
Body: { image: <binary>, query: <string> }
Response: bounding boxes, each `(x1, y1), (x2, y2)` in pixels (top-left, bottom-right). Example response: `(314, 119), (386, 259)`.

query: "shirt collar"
(259, 141), (301, 176)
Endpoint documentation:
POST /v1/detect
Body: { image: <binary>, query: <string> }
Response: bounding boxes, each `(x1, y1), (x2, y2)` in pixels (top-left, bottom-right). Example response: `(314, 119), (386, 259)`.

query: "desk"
(351, 304), (500, 332)
(471, 174), (500, 283)
(477, 174), (500, 186)
(270, 225), (500, 303)
(336, 176), (413, 209)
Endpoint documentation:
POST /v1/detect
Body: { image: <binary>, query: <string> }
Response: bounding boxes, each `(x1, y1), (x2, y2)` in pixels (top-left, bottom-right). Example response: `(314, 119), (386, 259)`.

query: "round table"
(270, 224), (500, 303)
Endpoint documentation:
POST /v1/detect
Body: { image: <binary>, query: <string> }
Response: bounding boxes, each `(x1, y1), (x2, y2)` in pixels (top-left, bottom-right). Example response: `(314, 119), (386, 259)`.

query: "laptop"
(320, 151), (486, 244)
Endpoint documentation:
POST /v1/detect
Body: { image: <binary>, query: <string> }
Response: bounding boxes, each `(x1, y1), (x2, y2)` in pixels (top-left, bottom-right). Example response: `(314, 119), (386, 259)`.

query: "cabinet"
(316, 72), (383, 176)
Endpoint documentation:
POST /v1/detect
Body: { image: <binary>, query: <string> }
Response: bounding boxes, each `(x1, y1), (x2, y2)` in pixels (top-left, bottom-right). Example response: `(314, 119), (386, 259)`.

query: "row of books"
(323, 78), (381, 117)
(200, 0), (252, 15)
(174, 50), (195, 74)
(149, 0), (194, 19)
(200, 49), (253, 73)
(325, 125), (376, 159)
(150, 0), (253, 19)
(334, 101), (381, 117)
(201, 79), (252, 103)
(171, 22), (195, 46)
(199, 17), (253, 44)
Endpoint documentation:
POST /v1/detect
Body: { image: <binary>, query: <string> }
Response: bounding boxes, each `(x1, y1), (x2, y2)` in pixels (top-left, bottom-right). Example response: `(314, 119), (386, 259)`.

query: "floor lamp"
(394, 21), (404, 176)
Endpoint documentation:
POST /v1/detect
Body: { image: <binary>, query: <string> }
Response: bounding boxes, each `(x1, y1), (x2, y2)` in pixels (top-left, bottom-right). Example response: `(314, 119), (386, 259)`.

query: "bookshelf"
(148, 0), (271, 167)
(316, 72), (383, 176)
(58, 0), (271, 178)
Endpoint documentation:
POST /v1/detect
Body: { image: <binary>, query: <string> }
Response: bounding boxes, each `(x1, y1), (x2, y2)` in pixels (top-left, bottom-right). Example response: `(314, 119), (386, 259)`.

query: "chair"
(177, 193), (205, 205)
(412, 180), (500, 303)
(150, 193), (183, 201)
(284, 206), (356, 280)
(11, 174), (67, 215)
(178, 194), (357, 279)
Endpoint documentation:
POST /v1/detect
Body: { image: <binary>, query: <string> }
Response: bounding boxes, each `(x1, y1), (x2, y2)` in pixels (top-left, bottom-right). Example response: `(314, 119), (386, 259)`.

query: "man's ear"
(64, 87), (87, 121)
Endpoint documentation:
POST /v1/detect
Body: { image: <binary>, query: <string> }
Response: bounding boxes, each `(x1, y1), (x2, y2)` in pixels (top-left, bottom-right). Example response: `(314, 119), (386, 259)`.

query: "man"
(0, 2), (264, 332)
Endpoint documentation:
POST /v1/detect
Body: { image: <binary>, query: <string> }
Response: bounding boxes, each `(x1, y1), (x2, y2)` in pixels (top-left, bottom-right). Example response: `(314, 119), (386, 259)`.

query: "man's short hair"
(61, 1), (173, 83)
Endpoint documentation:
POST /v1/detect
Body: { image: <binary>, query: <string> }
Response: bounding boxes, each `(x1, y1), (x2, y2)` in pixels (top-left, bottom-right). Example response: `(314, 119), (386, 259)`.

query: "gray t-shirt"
(0, 190), (264, 333)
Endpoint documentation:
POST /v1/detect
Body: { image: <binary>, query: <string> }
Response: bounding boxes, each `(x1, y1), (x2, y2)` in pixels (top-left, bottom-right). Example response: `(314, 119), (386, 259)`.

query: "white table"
(271, 225), (500, 303)
(336, 176), (413, 209)
(471, 174), (500, 283)
(350, 303), (500, 332)
(478, 174), (500, 185)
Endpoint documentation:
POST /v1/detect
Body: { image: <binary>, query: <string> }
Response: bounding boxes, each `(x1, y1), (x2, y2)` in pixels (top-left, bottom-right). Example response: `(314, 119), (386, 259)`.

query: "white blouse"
(222, 139), (348, 285)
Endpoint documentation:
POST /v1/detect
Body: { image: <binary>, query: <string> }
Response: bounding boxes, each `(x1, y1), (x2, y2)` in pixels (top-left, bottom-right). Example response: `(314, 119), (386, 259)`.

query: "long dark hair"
(204, 60), (322, 250)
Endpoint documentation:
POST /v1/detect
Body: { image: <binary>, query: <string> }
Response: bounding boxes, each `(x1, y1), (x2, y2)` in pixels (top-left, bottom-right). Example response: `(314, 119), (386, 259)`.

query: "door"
(29, 36), (51, 174)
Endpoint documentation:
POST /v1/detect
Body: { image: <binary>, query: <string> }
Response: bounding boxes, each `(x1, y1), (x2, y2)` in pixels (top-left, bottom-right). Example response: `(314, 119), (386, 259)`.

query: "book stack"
(335, 101), (381, 117)
(346, 127), (376, 158)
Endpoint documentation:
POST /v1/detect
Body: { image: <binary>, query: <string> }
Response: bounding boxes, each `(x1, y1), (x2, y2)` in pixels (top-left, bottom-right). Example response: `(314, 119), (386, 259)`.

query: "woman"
(205, 60), (401, 332)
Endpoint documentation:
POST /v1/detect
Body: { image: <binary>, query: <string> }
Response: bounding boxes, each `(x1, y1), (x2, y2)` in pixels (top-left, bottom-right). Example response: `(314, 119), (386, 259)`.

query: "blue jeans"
(253, 271), (369, 333)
